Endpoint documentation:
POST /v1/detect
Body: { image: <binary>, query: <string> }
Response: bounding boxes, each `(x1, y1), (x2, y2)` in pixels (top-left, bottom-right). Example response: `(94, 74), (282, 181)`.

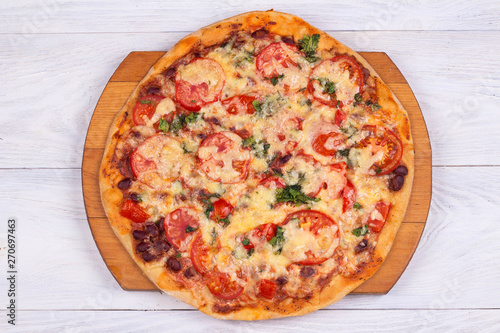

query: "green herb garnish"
(219, 217), (230, 227)
(371, 102), (382, 111)
(248, 248), (255, 256)
(174, 253), (181, 258)
(252, 100), (262, 112)
(140, 99), (154, 105)
(242, 238), (250, 246)
(158, 118), (169, 132)
(269, 74), (285, 86)
(337, 148), (350, 158)
(320, 78), (336, 94)
(353, 202), (362, 210)
(276, 184), (320, 206)
(352, 225), (369, 237)
(354, 93), (362, 103)
(298, 34), (320, 63)
(241, 136), (270, 158)
(185, 225), (198, 233)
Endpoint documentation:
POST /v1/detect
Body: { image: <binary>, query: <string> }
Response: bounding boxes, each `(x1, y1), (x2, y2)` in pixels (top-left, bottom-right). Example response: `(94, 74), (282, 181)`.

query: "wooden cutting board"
(82, 51), (431, 294)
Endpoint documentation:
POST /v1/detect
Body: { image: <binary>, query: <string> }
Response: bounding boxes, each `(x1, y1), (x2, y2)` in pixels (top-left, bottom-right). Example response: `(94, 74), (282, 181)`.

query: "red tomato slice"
(164, 207), (200, 249)
(257, 279), (277, 300)
(259, 176), (286, 189)
(190, 233), (211, 274)
(120, 199), (150, 223)
(311, 130), (344, 156)
(207, 271), (244, 300)
(132, 95), (165, 126)
(308, 55), (364, 107)
(367, 201), (391, 233)
(256, 42), (300, 79)
(130, 135), (183, 188)
(241, 223), (277, 251)
(281, 210), (339, 265)
(175, 58), (225, 111)
(335, 109), (347, 127)
(221, 95), (256, 115)
(342, 179), (356, 213)
(209, 199), (234, 222)
(197, 132), (251, 184)
(358, 126), (403, 175)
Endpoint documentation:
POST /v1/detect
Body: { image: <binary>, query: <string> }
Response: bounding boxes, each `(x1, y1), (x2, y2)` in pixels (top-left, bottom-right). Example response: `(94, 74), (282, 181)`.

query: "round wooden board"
(82, 51), (431, 294)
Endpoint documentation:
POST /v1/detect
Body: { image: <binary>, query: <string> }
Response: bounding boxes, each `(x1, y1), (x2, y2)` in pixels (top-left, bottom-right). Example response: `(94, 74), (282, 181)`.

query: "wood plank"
(2, 32), (499, 168)
(3, 309), (500, 332)
(2, 167), (500, 309)
(81, 51), (431, 294)
(2, 1), (500, 33)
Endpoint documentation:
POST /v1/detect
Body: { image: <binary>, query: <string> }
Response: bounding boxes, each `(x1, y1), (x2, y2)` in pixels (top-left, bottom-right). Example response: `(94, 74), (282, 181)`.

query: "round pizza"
(99, 10), (414, 320)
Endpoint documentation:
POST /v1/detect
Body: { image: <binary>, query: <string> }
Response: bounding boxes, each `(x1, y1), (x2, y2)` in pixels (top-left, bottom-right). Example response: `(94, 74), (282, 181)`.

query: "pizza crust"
(99, 10), (414, 320)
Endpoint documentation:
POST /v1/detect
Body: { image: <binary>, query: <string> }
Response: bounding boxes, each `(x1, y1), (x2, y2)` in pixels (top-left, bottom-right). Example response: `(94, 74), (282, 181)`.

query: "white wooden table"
(1, 1), (500, 331)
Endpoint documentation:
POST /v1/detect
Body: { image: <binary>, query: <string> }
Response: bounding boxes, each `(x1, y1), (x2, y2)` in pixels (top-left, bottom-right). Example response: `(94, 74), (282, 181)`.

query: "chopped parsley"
(248, 248), (255, 256)
(337, 148), (350, 158)
(158, 118), (169, 133)
(353, 202), (362, 210)
(181, 142), (190, 154)
(352, 225), (369, 237)
(174, 253), (181, 258)
(268, 226), (285, 247)
(185, 225), (198, 233)
(140, 99), (154, 105)
(319, 78), (336, 94)
(170, 112), (200, 134)
(276, 184), (320, 206)
(219, 217), (230, 227)
(242, 238), (250, 246)
(298, 34), (320, 63)
(268, 74), (285, 86)
(374, 165), (383, 174)
(354, 93), (362, 103)
(252, 100), (262, 113)
(371, 102), (382, 111)
(241, 136), (270, 158)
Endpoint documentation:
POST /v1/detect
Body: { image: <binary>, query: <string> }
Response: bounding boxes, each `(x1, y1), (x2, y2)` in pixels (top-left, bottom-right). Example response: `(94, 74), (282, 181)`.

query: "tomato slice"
(164, 207), (200, 249)
(257, 279), (277, 300)
(190, 233), (212, 274)
(175, 58), (225, 111)
(130, 135), (184, 189)
(311, 130), (344, 156)
(221, 95), (256, 115)
(132, 95), (165, 126)
(120, 199), (150, 223)
(259, 176), (286, 189)
(308, 55), (364, 107)
(335, 109), (347, 127)
(207, 271), (244, 300)
(357, 126), (403, 175)
(209, 199), (233, 222)
(304, 119), (346, 162)
(197, 132), (251, 184)
(367, 201), (391, 233)
(281, 210), (339, 265)
(256, 42), (300, 79)
(241, 223), (277, 251)
(342, 179), (356, 213)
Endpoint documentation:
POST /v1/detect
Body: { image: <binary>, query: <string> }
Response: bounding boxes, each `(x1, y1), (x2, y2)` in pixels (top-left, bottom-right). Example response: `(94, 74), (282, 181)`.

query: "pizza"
(99, 10), (414, 320)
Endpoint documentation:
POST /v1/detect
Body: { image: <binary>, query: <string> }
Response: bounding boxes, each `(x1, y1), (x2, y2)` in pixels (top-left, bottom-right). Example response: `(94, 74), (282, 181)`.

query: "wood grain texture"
(2, 309), (500, 332)
(2, 1), (500, 33)
(82, 51), (431, 293)
(2, 31), (499, 168)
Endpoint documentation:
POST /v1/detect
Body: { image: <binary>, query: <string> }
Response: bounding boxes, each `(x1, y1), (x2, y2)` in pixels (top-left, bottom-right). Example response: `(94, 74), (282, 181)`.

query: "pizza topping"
(221, 95), (256, 115)
(352, 225), (369, 237)
(342, 179), (357, 213)
(389, 175), (405, 191)
(130, 134), (187, 189)
(256, 42), (301, 80)
(308, 55), (364, 107)
(120, 199), (150, 223)
(281, 210), (339, 265)
(257, 279), (277, 299)
(275, 184), (320, 206)
(166, 256), (182, 272)
(117, 178), (132, 190)
(300, 266), (316, 278)
(208, 271), (245, 300)
(357, 126), (403, 175)
(133, 95), (165, 126)
(164, 207), (200, 249)
(298, 34), (320, 63)
(189, 232), (210, 274)
(175, 57), (225, 111)
(132, 230), (148, 240)
(209, 198), (233, 225)
(366, 201), (391, 233)
(393, 165), (409, 176)
(198, 132), (251, 184)
(355, 239), (368, 253)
